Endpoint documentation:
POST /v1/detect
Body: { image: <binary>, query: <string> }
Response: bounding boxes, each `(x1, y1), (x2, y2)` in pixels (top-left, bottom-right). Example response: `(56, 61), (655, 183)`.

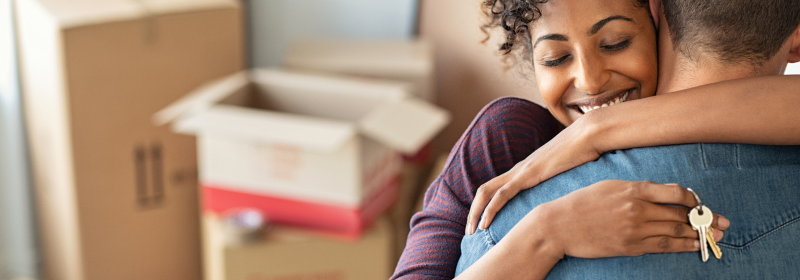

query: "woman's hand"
(457, 180), (730, 280)
(528, 180), (730, 259)
(466, 117), (603, 234)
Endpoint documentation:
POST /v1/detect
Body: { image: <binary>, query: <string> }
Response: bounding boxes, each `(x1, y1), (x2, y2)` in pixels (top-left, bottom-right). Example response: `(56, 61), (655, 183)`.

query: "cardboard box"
(202, 213), (393, 280)
(155, 69), (449, 236)
(14, 0), (244, 279)
(285, 39), (435, 101)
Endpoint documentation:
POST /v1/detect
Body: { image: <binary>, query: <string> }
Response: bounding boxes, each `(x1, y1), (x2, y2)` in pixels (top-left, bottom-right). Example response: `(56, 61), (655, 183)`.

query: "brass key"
(706, 227), (723, 259)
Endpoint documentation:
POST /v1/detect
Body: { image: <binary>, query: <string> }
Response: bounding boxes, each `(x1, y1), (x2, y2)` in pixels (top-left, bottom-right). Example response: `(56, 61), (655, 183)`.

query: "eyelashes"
(539, 37), (633, 67)
(542, 55), (570, 67)
(601, 38), (632, 51)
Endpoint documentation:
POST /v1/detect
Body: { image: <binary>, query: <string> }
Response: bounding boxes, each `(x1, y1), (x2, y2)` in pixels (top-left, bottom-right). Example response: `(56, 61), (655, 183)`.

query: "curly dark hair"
(481, 0), (649, 68)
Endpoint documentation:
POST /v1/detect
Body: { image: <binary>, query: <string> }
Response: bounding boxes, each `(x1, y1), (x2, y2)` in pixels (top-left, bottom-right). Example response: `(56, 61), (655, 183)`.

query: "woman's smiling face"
(531, 0), (658, 126)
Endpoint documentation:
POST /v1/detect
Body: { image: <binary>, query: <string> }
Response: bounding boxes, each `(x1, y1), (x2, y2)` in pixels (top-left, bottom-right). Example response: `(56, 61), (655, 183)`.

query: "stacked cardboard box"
(157, 69), (450, 237)
(14, 0), (244, 279)
(203, 213), (393, 280)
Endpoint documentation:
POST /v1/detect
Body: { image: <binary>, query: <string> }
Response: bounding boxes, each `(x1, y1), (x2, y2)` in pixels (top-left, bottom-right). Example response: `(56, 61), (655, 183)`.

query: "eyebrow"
(533, 15), (635, 48)
(589, 15), (634, 35)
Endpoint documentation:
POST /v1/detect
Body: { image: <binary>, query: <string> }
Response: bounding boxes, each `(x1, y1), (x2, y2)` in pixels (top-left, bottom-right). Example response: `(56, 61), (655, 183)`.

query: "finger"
(479, 181), (523, 229)
(643, 204), (691, 223)
(712, 227), (724, 242)
(637, 236), (699, 255)
(467, 177), (505, 234)
(636, 182), (696, 207)
(713, 214), (730, 230)
(639, 221), (698, 239)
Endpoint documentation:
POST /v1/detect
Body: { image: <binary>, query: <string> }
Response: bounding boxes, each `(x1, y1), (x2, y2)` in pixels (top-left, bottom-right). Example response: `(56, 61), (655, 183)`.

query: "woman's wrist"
(517, 202), (567, 262)
(574, 109), (613, 154)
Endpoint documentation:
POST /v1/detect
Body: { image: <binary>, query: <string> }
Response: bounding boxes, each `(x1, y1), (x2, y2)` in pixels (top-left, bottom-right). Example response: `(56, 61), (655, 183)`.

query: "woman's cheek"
(535, 69), (572, 124)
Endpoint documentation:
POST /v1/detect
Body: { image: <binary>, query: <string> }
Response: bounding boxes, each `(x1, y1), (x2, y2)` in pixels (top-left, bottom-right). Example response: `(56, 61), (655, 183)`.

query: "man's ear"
(649, 0), (661, 29)
(788, 25), (800, 63)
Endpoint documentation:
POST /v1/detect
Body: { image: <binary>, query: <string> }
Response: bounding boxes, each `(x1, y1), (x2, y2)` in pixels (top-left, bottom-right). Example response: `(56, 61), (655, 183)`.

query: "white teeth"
(577, 90), (633, 114)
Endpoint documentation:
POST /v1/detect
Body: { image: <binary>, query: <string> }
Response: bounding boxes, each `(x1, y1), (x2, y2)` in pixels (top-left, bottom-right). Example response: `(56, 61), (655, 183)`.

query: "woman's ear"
(649, 0), (661, 29)
(788, 25), (800, 63)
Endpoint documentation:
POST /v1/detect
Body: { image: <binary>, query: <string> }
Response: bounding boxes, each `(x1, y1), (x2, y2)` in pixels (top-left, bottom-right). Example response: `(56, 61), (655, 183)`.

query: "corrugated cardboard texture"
(15, 0), (244, 279)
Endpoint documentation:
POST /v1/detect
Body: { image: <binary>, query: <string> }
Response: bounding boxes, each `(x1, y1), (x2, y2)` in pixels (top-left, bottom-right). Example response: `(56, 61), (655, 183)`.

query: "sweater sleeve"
(390, 97), (561, 279)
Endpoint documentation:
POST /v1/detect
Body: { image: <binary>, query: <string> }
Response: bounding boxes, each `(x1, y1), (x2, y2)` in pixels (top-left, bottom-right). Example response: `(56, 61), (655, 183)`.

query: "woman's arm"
(466, 75), (800, 232)
(392, 97), (562, 279)
(588, 75), (800, 152)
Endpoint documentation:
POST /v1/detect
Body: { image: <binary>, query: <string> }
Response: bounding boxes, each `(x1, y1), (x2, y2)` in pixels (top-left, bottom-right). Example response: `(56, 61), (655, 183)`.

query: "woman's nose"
(573, 54), (610, 95)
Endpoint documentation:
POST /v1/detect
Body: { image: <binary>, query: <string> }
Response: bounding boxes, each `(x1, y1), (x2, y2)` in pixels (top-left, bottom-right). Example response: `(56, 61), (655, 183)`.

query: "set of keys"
(687, 188), (722, 262)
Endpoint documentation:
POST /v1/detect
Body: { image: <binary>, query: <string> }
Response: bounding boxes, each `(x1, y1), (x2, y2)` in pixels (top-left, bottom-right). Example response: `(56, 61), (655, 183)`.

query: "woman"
(392, 0), (799, 278)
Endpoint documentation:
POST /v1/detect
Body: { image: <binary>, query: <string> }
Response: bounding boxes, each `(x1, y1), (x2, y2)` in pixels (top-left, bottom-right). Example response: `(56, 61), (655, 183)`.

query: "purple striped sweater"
(391, 97), (562, 279)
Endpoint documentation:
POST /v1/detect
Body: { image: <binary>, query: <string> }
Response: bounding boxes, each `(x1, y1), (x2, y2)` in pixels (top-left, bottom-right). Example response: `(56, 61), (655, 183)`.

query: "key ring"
(687, 188), (704, 215)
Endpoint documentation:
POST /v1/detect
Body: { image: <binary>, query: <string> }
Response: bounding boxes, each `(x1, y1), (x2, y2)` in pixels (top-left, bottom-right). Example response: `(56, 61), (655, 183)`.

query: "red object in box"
(203, 176), (399, 238)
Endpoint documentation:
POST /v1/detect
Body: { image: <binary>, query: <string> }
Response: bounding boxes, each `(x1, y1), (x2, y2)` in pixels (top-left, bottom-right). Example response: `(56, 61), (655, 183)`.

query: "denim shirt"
(457, 144), (800, 279)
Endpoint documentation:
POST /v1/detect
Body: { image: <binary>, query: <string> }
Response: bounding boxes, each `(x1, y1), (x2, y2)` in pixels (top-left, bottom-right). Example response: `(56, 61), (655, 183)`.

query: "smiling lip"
(570, 89), (633, 114)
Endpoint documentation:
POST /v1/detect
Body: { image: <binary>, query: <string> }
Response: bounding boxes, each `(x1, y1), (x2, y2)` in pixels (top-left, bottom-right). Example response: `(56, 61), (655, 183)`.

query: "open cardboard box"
(155, 69), (450, 235)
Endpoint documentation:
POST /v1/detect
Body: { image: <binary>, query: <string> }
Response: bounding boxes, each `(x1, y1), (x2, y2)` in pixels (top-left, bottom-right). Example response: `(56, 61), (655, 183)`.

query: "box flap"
(32, 0), (238, 29)
(175, 105), (356, 153)
(359, 98), (450, 154)
(153, 71), (247, 127)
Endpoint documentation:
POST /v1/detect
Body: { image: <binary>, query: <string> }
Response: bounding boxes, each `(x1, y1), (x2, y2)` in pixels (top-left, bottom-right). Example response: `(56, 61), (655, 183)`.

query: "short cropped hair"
(663, 0), (800, 66)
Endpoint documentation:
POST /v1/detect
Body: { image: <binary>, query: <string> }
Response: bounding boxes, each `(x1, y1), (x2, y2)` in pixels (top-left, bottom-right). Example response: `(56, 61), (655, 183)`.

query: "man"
(454, 0), (800, 278)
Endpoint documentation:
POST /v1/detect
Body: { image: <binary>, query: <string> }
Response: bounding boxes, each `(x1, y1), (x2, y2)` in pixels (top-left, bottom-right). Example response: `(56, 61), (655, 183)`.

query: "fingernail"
(479, 220), (486, 230)
(667, 183), (679, 185)
(719, 217), (730, 228)
(693, 240), (700, 248)
(465, 222), (472, 235)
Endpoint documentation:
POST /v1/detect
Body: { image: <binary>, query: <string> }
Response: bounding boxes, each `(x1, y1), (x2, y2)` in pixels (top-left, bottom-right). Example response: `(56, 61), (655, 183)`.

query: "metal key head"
(689, 205), (713, 228)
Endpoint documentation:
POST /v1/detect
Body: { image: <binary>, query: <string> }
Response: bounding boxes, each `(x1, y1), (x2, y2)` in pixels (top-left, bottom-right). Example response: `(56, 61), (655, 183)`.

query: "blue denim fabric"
(456, 144), (800, 279)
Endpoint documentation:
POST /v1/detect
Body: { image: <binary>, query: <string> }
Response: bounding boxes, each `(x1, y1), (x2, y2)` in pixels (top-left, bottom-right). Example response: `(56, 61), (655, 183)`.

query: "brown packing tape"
(130, 0), (159, 45)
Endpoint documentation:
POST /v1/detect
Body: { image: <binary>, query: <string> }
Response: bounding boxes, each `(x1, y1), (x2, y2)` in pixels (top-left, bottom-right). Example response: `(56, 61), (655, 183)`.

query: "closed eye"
(542, 55), (570, 67)
(601, 39), (631, 51)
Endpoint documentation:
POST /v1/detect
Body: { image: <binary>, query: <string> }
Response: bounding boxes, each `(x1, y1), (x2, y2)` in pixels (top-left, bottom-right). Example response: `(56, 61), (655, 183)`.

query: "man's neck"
(655, 15), (757, 94)
(654, 12), (784, 94)
(657, 55), (757, 94)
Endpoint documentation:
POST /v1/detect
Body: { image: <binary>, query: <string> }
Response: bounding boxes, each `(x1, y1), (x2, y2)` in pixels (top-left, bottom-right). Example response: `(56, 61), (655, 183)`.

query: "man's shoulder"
(599, 143), (800, 170)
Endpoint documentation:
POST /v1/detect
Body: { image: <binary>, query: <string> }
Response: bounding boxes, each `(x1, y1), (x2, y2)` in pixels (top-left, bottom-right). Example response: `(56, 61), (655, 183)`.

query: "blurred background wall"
(245, 0), (419, 67)
(417, 0), (544, 154)
(0, 0), (39, 279)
